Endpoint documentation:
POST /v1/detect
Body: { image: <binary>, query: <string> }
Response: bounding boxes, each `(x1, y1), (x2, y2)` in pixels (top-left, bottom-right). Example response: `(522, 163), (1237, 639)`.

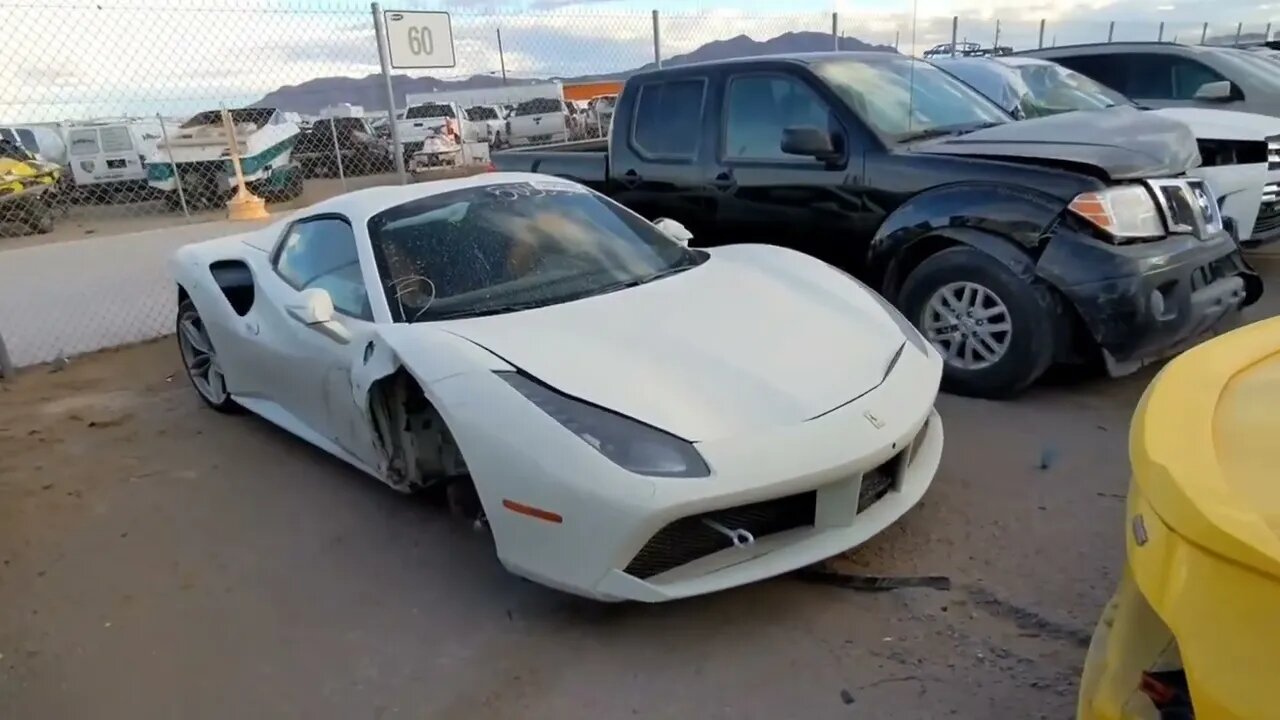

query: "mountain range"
(254, 31), (896, 115)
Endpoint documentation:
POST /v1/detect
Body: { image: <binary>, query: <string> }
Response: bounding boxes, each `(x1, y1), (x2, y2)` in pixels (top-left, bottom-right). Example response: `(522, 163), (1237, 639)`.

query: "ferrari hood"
(438, 247), (910, 442)
(911, 107), (1198, 180)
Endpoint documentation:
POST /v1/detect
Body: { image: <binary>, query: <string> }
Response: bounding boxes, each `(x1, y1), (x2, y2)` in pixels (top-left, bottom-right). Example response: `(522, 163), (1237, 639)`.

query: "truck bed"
(492, 138), (608, 189)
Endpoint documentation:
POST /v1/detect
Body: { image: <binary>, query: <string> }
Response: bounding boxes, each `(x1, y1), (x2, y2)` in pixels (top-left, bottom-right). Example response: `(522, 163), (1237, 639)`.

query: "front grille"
(623, 492), (817, 579)
(1267, 135), (1280, 171)
(1148, 178), (1222, 239)
(1255, 202), (1280, 239)
(1263, 182), (1280, 205)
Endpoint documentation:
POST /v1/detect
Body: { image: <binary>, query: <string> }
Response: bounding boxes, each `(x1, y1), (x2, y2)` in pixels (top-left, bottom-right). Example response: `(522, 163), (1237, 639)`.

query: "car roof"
(296, 171), (555, 224)
(631, 50), (904, 77)
(1016, 41), (1216, 56)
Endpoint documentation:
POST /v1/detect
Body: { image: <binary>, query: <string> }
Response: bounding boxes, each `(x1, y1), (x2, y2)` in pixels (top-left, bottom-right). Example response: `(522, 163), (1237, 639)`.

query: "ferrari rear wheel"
(177, 297), (239, 413)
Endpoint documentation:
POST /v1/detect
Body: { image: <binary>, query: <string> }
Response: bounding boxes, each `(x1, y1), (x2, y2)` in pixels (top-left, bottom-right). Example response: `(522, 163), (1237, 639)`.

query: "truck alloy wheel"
(899, 246), (1057, 398)
(921, 281), (1012, 370)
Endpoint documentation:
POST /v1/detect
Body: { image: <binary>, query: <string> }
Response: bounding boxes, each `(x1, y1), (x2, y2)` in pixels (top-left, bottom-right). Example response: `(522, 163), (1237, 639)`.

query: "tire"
(899, 246), (1058, 399)
(176, 297), (241, 413)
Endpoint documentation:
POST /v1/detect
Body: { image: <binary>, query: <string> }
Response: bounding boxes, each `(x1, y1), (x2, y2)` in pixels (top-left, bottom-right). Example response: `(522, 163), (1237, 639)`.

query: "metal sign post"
(372, 3), (407, 183)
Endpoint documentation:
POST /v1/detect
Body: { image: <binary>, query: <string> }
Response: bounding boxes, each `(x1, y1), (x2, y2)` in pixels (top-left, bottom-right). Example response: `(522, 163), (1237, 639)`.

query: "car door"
(609, 75), (721, 244)
(711, 70), (869, 270)
(255, 215), (384, 467)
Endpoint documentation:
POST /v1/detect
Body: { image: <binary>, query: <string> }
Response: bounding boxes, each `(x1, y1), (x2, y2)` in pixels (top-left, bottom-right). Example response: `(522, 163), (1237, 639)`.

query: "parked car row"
(493, 51), (1266, 399)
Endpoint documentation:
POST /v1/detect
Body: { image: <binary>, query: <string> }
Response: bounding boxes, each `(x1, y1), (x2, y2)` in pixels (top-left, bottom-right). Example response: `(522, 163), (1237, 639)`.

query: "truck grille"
(1255, 201), (1280, 239)
(1148, 178), (1222, 239)
(623, 492), (817, 580)
(1268, 135), (1280, 171)
(1263, 181), (1280, 205)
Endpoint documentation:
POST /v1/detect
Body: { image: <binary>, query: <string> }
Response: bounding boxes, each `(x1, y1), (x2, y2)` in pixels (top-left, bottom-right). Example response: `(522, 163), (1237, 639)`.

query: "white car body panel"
(1151, 107), (1280, 242)
(169, 172), (944, 602)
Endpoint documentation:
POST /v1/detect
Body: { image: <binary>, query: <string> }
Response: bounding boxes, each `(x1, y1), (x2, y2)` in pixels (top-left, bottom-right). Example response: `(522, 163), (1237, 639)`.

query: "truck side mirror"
(1193, 80), (1235, 102)
(781, 126), (837, 160)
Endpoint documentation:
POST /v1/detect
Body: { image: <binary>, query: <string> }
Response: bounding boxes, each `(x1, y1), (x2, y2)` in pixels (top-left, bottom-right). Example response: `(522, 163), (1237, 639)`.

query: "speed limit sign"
(383, 10), (455, 68)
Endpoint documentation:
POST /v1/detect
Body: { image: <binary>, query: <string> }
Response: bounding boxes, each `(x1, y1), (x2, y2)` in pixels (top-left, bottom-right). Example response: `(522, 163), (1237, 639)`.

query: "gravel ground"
(1, 270), (1276, 720)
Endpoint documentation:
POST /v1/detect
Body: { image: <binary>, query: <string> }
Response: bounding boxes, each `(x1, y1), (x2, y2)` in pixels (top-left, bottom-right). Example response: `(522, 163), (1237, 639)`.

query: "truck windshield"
(1009, 61), (1130, 116)
(367, 180), (707, 322)
(813, 56), (1010, 141)
(406, 104), (455, 120)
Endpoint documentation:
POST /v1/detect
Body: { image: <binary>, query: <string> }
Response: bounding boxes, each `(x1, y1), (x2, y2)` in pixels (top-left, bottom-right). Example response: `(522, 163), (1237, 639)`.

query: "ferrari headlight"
(499, 372), (711, 478)
(1068, 185), (1164, 240)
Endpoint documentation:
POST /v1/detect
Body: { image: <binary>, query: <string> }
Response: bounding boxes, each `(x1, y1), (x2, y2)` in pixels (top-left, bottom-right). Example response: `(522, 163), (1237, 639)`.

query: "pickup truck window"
(724, 74), (834, 161)
(1125, 55), (1224, 100)
(813, 57), (1008, 140)
(514, 98), (563, 116)
(406, 104), (455, 120)
(467, 106), (500, 121)
(632, 78), (706, 160)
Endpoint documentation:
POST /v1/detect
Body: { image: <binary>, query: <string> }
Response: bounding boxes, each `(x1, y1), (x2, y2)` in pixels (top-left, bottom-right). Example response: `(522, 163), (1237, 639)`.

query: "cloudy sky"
(2, 0), (1278, 122)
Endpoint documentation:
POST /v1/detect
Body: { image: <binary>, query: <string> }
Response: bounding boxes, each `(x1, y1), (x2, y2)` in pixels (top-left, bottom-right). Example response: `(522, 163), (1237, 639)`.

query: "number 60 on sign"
(383, 10), (455, 69)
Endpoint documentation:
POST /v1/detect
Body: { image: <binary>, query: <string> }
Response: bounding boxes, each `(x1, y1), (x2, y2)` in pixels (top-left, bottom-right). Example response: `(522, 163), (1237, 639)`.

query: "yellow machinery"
(1078, 315), (1280, 719)
(0, 140), (61, 235)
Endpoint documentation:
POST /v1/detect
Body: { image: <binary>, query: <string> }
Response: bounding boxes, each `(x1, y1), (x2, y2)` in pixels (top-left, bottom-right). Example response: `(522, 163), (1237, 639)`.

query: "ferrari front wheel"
(176, 297), (239, 413)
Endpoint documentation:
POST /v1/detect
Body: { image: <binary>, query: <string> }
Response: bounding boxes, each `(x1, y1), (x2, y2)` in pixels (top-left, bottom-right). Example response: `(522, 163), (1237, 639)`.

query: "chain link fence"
(0, 1), (1278, 372)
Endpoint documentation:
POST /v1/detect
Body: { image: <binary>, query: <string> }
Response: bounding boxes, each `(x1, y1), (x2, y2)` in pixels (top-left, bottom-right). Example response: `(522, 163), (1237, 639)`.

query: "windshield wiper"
(899, 120), (1003, 143)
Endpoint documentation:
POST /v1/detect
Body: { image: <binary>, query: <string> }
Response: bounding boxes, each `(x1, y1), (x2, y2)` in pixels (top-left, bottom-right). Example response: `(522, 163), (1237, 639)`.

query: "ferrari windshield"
(367, 180), (706, 322)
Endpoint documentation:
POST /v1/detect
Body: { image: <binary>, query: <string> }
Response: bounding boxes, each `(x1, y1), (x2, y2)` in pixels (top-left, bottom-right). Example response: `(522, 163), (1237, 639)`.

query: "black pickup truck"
(493, 52), (1262, 398)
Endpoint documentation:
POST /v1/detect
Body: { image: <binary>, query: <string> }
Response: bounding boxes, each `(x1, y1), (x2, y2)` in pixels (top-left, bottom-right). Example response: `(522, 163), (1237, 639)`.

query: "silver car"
(1020, 42), (1280, 117)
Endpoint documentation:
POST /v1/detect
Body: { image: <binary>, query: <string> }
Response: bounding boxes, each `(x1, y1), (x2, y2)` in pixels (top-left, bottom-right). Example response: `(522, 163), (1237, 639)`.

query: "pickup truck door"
(608, 76), (721, 244)
(710, 70), (873, 271)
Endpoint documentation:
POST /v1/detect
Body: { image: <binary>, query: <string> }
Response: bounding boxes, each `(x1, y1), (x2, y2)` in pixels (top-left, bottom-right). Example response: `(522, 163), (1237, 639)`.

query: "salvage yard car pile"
(164, 49), (1280, 719)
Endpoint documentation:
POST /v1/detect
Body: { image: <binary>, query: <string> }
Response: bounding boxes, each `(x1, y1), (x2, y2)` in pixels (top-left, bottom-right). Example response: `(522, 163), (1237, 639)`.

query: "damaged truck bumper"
(1037, 228), (1262, 376)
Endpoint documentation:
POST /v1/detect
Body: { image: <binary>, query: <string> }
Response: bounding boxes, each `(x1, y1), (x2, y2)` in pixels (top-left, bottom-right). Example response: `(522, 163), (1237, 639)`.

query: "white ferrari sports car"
(170, 172), (945, 602)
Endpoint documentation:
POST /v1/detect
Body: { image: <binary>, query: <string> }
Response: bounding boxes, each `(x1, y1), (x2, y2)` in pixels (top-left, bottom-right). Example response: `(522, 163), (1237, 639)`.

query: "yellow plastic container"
(1078, 316), (1280, 719)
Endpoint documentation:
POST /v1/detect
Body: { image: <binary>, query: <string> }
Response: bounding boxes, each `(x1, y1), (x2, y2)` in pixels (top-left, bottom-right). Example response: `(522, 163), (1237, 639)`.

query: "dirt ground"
(1, 273), (1277, 719)
(0, 167), (486, 253)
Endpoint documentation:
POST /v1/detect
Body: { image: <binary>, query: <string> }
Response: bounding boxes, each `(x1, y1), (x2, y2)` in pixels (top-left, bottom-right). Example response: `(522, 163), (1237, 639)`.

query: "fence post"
(652, 10), (662, 69)
(372, 2), (406, 184)
(157, 113), (189, 218)
(993, 19), (1000, 49)
(1267, 22), (1273, 41)
(832, 12), (839, 50)
(1235, 21), (1243, 46)
(1158, 21), (1164, 41)
(894, 29), (900, 50)
(328, 118), (347, 191)
(0, 331), (13, 380)
(950, 16), (958, 56)
(497, 28), (507, 84)
(1108, 21), (1114, 42)
(1201, 22), (1208, 44)
(1038, 19), (1045, 48)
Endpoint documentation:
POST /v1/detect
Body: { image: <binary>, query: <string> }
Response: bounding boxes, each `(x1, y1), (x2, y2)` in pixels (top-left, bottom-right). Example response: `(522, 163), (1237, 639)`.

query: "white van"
(0, 125), (67, 165)
(63, 120), (168, 199)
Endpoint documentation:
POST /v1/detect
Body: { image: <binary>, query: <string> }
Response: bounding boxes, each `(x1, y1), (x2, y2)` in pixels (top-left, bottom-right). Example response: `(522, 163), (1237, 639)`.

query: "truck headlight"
(499, 372), (711, 478)
(1068, 185), (1165, 241)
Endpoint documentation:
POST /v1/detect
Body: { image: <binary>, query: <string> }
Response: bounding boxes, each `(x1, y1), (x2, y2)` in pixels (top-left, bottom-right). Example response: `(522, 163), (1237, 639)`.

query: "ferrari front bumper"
(439, 339), (944, 602)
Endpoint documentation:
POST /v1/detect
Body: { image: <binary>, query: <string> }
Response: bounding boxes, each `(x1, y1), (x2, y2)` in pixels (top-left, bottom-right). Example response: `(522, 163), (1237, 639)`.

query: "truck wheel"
(899, 246), (1056, 399)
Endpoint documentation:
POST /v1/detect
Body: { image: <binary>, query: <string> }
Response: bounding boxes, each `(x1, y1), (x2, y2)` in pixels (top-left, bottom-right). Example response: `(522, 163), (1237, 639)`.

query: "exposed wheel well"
(367, 368), (477, 500)
(177, 284), (190, 304)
